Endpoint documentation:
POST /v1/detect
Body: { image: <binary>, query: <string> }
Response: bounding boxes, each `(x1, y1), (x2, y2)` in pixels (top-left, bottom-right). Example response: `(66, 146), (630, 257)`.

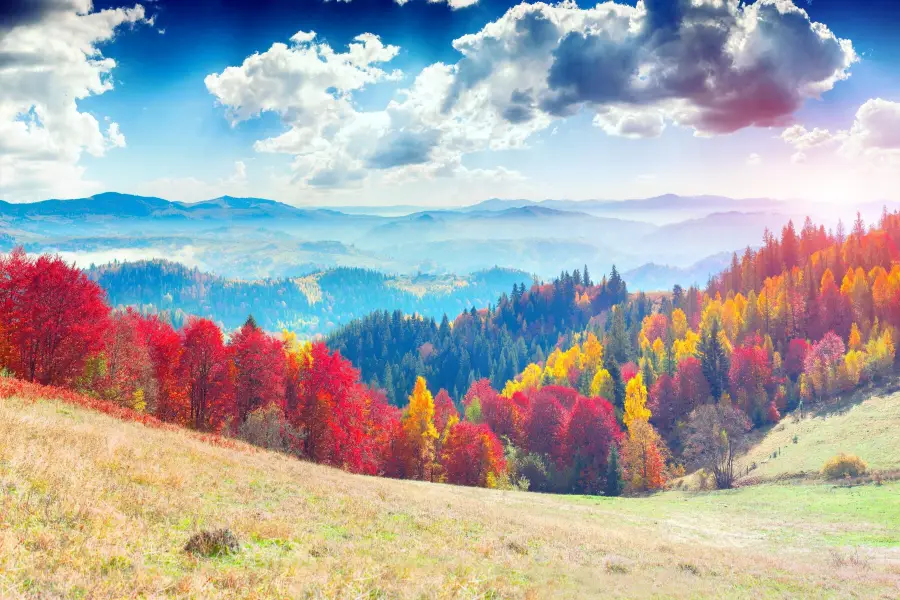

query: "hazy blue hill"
(624, 252), (733, 291)
(87, 259), (530, 336)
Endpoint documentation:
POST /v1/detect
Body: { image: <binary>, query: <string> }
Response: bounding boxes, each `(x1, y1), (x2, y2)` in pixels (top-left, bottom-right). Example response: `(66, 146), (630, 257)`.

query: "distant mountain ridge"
(0, 191), (786, 220)
(0, 192), (352, 222)
(0, 191), (805, 280)
(88, 258), (531, 336)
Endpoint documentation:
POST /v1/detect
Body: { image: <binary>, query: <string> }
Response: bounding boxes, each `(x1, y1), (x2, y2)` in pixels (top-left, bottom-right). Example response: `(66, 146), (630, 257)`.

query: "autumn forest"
(1, 209), (898, 495)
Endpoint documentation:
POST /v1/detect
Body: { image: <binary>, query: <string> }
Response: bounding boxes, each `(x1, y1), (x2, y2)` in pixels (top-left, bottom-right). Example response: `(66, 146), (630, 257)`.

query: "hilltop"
(1, 390), (898, 599)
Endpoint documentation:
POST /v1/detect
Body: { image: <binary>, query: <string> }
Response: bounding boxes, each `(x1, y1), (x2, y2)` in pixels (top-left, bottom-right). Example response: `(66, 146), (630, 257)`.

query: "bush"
(822, 453), (868, 479)
(184, 529), (240, 557)
(238, 403), (296, 452)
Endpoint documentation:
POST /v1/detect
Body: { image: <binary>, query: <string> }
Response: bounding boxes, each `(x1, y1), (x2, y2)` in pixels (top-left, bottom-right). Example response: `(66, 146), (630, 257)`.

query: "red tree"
(729, 338), (773, 423)
(440, 421), (506, 487)
(561, 396), (622, 493)
(286, 342), (388, 474)
(85, 309), (155, 409)
(228, 317), (286, 424)
(135, 313), (188, 424)
(524, 388), (569, 456)
(784, 338), (811, 381)
(0, 249), (109, 385)
(674, 357), (710, 412)
(433, 388), (458, 434)
(179, 317), (232, 431)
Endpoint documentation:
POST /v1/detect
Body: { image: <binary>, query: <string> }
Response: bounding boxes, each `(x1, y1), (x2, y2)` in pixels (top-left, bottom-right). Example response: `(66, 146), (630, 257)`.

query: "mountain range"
(0, 191), (845, 286)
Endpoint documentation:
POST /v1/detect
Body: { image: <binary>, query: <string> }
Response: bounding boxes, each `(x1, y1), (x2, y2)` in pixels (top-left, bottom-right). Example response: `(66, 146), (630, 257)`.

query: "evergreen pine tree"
(605, 445), (624, 497)
(699, 319), (730, 401)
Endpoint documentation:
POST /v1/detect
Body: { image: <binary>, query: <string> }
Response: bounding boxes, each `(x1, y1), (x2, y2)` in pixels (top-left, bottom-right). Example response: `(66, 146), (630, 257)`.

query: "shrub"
(822, 453), (868, 479)
(238, 403), (296, 452)
(184, 529), (240, 557)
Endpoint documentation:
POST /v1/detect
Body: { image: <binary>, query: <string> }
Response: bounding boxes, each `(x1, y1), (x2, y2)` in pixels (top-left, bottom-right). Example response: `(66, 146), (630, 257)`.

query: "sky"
(1, 0), (899, 207)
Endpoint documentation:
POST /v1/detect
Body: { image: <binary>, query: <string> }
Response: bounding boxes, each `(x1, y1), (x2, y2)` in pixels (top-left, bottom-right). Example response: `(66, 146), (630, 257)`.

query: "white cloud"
(747, 153), (762, 166)
(0, 2), (147, 200)
(208, 0), (856, 192)
(782, 98), (900, 164)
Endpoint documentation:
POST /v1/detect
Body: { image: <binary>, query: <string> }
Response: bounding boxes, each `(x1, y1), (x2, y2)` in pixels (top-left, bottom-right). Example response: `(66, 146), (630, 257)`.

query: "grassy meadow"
(738, 384), (900, 482)
(1, 394), (898, 599)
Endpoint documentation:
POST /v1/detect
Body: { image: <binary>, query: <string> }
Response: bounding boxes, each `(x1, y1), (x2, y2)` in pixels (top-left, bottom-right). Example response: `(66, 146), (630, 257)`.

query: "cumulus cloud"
(782, 98), (900, 164)
(0, 2), (147, 200)
(208, 0), (856, 190)
(746, 153), (762, 166)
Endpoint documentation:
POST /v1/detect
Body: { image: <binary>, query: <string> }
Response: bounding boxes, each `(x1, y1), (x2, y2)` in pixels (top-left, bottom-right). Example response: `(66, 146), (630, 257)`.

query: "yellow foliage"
(404, 377), (439, 480)
(672, 328), (700, 363)
(502, 363), (542, 398)
(580, 332), (604, 372)
(590, 368), (614, 399)
(822, 453), (868, 479)
(671, 309), (689, 340)
(624, 373), (651, 430)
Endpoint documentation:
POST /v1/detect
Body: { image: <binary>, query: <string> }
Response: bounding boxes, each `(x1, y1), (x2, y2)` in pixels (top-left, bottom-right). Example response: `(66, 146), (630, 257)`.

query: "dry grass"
(1, 395), (899, 599)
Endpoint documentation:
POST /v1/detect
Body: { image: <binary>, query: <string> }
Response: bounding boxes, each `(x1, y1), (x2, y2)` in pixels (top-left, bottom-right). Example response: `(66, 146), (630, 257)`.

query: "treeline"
(481, 209), (899, 491)
(2, 207), (897, 495)
(88, 259), (528, 335)
(328, 266), (630, 405)
(0, 249), (506, 485)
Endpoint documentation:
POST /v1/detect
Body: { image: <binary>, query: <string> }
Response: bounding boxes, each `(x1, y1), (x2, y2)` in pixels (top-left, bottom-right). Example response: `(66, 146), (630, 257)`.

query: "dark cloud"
(441, 1), (855, 138)
(366, 129), (439, 169)
(0, 0), (82, 31)
(502, 89), (535, 123)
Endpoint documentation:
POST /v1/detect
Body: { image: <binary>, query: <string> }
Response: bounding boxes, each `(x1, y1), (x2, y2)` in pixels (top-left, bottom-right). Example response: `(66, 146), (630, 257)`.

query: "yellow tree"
(623, 372), (651, 429)
(403, 377), (439, 481)
(502, 363), (542, 397)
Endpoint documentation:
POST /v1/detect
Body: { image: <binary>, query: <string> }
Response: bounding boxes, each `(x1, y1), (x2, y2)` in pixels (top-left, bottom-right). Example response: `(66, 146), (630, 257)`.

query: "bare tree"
(682, 404), (752, 489)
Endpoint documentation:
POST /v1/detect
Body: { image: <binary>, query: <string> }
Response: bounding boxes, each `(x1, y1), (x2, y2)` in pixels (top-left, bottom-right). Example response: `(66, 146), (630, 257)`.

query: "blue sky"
(3, 0), (900, 206)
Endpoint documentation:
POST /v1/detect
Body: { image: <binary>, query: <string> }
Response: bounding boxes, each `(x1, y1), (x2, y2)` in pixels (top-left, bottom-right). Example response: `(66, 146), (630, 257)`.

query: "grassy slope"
(1, 396), (898, 599)
(739, 385), (900, 481)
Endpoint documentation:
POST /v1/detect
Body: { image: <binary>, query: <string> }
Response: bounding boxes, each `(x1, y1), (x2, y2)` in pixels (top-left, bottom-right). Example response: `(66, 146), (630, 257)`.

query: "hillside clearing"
(1, 395), (898, 599)
(739, 384), (900, 482)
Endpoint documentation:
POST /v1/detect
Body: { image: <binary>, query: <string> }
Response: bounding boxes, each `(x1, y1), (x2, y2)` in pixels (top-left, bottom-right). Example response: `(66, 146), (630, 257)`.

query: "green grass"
(1, 394), (899, 598)
(739, 384), (900, 481)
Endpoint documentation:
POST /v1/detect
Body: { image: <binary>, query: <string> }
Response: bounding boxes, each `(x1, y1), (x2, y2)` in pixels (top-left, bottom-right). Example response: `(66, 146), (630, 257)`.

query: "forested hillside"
(0, 210), (897, 497)
(88, 259), (529, 335)
(328, 266), (631, 404)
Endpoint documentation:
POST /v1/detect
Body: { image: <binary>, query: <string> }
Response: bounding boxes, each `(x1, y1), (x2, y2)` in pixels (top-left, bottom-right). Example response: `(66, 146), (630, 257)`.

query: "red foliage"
(540, 385), (579, 411)
(228, 319), (286, 424)
(561, 396), (622, 493)
(135, 313), (189, 425)
(286, 342), (391, 474)
(84, 309), (155, 407)
(433, 388), (458, 433)
(524, 388), (568, 457)
(462, 378), (496, 409)
(440, 421), (506, 487)
(729, 340), (773, 422)
(673, 357), (709, 413)
(767, 401), (782, 423)
(0, 249), (109, 385)
(179, 318), (233, 431)
(620, 362), (638, 384)
(642, 314), (668, 345)
(784, 338), (811, 381)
